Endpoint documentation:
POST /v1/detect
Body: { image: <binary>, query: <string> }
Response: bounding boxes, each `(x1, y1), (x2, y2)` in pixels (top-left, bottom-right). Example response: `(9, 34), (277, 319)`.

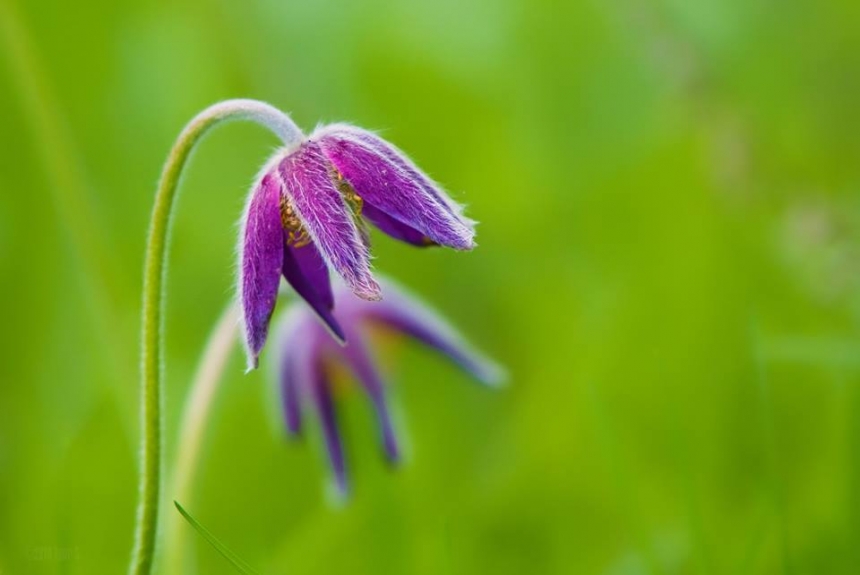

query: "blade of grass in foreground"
(174, 501), (260, 575)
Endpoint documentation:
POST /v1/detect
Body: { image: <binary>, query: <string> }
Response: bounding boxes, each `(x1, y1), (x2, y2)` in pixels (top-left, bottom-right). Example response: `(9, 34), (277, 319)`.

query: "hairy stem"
(131, 99), (302, 575)
(163, 304), (239, 575)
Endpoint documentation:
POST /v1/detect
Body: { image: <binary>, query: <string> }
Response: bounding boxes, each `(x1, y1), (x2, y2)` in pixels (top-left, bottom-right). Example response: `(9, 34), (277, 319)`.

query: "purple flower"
(270, 278), (504, 495)
(240, 125), (477, 370)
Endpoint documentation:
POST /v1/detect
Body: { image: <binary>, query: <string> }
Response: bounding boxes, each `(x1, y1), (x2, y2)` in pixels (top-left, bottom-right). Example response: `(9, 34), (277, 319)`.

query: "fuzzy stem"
(131, 100), (302, 575)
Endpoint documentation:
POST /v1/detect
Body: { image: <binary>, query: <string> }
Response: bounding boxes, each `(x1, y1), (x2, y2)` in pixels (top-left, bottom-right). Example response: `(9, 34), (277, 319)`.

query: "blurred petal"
(341, 334), (400, 463)
(314, 125), (476, 250)
(365, 282), (506, 386)
(282, 240), (346, 343)
(240, 173), (284, 370)
(278, 142), (381, 300)
(310, 366), (348, 494)
(278, 342), (303, 436)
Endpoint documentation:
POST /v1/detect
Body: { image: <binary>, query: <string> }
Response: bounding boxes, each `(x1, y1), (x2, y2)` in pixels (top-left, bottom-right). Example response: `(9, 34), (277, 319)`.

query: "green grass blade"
(173, 501), (261, 575)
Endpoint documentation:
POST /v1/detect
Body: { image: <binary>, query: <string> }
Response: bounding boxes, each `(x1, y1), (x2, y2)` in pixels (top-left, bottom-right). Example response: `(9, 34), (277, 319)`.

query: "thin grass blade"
(173, 500), (261, 575)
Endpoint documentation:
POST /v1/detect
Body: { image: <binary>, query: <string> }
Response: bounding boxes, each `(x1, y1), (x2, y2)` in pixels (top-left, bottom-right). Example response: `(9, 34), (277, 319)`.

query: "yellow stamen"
(280, 195), (310, 247)
(332, 169), (364, 217)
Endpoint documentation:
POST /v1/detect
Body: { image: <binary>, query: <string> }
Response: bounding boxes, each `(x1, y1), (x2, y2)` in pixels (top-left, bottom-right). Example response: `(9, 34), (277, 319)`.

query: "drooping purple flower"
(270, 278), (505, 495)
(240, 126), (476, 370)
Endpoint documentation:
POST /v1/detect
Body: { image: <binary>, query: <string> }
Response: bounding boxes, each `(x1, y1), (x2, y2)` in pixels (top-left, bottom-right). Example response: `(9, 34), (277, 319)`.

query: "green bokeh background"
(2, 0), (860, 573)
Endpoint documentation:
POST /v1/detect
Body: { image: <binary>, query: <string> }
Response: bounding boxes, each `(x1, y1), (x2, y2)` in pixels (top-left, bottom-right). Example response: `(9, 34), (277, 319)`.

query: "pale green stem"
(130, 99), (303, 575)
(0, 0), (135, 434)
(0, 0), (116, 289)
(162, 303), (239, 575)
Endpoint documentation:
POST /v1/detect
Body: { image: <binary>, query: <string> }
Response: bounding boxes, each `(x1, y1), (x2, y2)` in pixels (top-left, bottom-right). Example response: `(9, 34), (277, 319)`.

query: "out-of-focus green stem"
(0, 0), (115, 287)
(131, 99), (302, 575)
(0, 0), (135, 422)
(163, 304), (239, 575)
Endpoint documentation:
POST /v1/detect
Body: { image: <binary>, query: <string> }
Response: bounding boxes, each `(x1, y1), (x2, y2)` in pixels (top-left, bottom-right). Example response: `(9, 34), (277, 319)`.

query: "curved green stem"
(131, 99), (302, 575)
(163, 303), (239, 575)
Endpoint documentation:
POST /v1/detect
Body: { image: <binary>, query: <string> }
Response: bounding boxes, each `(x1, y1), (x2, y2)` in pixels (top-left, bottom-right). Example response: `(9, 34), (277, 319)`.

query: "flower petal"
(273, 305), (326, 438)
(341, 334), (400, 463)
(319, 125), (470, 222)
(278, 142), (381, 301)
(314, 125), (476, 250)
(278, 342), (303, 436)
(362, 203), (436, 247)
(364, 282), (506, 386)
(310, 365), (348, 494)
(282, 240), (346, 343)
(240, 173), (284, 370)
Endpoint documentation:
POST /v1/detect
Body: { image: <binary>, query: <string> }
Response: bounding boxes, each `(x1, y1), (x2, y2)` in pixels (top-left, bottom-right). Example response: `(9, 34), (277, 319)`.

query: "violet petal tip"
(354, 280), (383, 302)
(476, 360), (508, 388)
(244, 353), (260, 374)
(323, 317), (348, 345)
(382, 432), (401, 465)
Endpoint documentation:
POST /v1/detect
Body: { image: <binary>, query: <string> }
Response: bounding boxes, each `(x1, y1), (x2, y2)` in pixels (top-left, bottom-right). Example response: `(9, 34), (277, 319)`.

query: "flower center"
(333, 170), (364, 217)
(279, 195), (311, 247)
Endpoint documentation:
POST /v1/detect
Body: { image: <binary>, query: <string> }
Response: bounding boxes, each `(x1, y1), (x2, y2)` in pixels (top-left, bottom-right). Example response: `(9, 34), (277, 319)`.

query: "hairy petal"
(317, 124), (470, 221)
(278, 142), (381, 300)
(240, 173), (284, 370)
(365, 282), (506, 386)
(282, 240), (346, 343)
(314, 125), (476, 250)
(341, 334), (400, 462)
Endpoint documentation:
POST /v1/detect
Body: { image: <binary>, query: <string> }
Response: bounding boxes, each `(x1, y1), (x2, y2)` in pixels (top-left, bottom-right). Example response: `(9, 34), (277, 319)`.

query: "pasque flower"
(271, 278), (504, 494)
(132, 100), (488, 575)
(241, 124), (477, 369)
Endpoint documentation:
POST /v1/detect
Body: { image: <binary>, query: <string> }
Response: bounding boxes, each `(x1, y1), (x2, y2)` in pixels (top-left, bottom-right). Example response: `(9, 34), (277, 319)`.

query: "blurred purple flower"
(270, 278), (504, 495)
(240, 125), (476, 370)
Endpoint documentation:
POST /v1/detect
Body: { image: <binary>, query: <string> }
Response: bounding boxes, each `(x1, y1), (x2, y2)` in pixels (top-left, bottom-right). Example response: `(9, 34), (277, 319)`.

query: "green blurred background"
(2, 0), (859, 573)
